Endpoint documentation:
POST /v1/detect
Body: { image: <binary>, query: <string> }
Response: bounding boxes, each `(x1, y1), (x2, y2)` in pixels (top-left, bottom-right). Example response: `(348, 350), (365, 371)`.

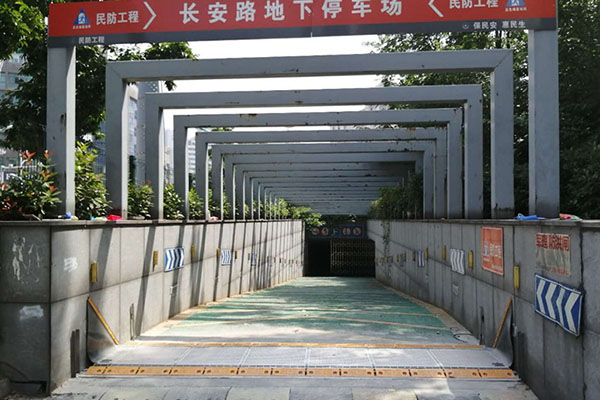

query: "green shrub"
(0, 150), (61, 220)
(75, 142), (110, 219)
(128, 181), (153, 219)
(189, 188), (204, 219)
(164, 184), (184, 220)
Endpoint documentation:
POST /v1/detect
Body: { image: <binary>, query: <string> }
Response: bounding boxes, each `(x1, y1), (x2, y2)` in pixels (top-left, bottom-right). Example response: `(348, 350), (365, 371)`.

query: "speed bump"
(170, 366), (205, 376)
(445, 369), (481, 379)
(238, 367), (272, 376)
(375, 368), (410, 378)
(340, 368), (375, 377)
(306, 368), (340, 377)
(272, 368), (306, 376)
(479, 369), (517, 379)
(409, 368), (446, 378)
(203, 366), (238, 376)
(104, 366), (140, 375)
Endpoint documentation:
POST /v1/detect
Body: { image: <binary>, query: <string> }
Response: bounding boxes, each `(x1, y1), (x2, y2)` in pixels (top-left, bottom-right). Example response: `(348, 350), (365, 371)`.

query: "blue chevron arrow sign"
(221, 249), (233, 266)
(164, 247), (185, 272)
(535, 274), (583, 336)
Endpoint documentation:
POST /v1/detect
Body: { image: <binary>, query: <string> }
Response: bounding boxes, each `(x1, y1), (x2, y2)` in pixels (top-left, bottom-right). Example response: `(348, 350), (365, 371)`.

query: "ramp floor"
(53, 278), (537, 399)
(140, 277), (474, 345)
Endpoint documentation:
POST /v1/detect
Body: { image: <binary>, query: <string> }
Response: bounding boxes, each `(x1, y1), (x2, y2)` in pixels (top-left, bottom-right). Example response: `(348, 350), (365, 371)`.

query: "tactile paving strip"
(85, 365), (518, 380)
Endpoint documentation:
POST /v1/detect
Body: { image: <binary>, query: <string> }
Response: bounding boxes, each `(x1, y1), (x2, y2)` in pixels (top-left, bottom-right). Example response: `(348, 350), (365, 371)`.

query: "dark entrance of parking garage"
(306, 224), (375, 277)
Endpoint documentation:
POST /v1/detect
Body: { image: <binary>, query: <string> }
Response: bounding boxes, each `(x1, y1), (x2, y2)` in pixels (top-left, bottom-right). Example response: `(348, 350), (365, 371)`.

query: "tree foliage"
(372, 0), (600, 218)
(0, 1), (196, 154)
(368, 173), (423, 219)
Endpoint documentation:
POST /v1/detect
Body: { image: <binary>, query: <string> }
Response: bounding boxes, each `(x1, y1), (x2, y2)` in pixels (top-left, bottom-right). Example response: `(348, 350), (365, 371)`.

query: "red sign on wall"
(49, 0), (556, 47)
(481, 227), (503, 275)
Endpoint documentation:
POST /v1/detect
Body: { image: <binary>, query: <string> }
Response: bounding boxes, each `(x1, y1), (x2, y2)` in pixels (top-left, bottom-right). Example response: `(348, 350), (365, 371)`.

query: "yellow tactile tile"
(374, 368), (411, 378)
(272, 368), (306, 377)
(445, 369), (481, 379)
(340, 368), (375, 377)
(409, 368), (446, 378)
(306, 368), (341, 377)
(85, 366), (107, 375)
(478, 369), (517, 379)
(103, 366), (140, 375)
(237, 367), (272, 376)
(136, 366), (173, 376)
(203, 366), (239, 376)
(170, 366), (206, 376)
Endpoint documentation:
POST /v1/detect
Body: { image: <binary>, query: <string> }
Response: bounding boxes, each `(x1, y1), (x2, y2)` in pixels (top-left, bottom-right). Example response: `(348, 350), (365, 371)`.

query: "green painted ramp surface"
(144, 278), (464, 345)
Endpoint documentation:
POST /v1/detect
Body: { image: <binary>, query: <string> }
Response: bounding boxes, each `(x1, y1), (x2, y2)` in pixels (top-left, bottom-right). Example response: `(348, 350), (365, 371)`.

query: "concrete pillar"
(195, 140), (209, 219)
(528, 29), (560, 217)
(225, 163), (236, 220)
(464, 99), (484, 219)
(105, 65), (129, 218)
(490, 52), (515, 218)
(174, 124), (189, 217)
(145, 101), (164, 219)
(46, 46), (76, 215)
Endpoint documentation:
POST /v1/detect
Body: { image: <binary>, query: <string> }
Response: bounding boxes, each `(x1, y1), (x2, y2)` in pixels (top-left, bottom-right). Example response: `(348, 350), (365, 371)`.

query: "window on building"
(0, 73), (5, 88)
(7, 73), (19, 89)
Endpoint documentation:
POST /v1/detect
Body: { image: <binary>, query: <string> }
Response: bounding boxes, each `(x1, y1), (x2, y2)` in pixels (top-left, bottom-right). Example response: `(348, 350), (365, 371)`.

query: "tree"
(0, 1), (196, 154)
(372, 0), (600, 218)
(0, 1), (45, 61)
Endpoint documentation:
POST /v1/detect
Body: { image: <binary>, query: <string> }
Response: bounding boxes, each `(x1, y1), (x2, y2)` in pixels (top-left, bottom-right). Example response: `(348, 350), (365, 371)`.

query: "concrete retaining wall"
(0, 219), (304, 393)
(367, 219), (599, 400)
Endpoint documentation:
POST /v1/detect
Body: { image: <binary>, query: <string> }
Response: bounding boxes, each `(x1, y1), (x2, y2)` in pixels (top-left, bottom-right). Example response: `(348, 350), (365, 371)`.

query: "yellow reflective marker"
(216, 248), (221, 259)
(424, 248), (429, 260)
(468, 251), (474, 268)
(90, 262), (98, 283)
(513, 265), (520, 289)
(191, 245), (196, 260)
(234, 250), (238, 260)
(152, 250), (158, 269)
(442, 246), (447, 261)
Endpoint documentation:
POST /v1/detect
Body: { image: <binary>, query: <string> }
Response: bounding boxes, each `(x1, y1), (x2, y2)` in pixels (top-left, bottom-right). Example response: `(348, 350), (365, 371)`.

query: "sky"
(164, 34), (380, 130)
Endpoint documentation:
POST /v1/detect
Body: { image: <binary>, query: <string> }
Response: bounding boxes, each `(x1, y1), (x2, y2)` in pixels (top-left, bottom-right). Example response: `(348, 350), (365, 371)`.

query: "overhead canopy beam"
(174, 108), (463, 219)
(105, 50), (514, 219)
(146, 85), (478, 219)
(210, 130), (446, 219)
(221, 151), (431, 219)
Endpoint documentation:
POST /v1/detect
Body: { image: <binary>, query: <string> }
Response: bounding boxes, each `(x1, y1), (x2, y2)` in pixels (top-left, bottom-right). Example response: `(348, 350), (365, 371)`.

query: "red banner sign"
(49, 0), (556, 46)
(481, 227), (503, 275)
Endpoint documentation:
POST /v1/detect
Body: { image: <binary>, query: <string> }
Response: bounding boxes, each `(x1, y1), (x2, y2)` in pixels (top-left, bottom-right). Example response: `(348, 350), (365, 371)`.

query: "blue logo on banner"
(74, 9), (90, 25)
(164, 247), (185, 272)
(221, 249), (233, 265)
(506, 0), (525, 6)
(535, 274), (583, 336)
